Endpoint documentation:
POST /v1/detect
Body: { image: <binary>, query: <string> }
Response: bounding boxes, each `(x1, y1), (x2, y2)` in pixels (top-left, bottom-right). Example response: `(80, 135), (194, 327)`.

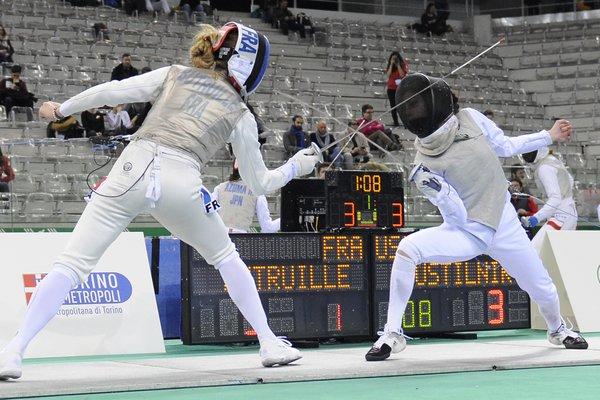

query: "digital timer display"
(181, 232), (531, 344)
(372, 233), (531, 334)
(326, 170), (404, 229)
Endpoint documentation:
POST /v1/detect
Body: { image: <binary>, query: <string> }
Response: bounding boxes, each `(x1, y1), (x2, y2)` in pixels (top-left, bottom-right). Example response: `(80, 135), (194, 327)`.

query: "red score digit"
(344, 202), (355, 227)
(392, 202), (404, 227)
(487, 289), (504, 325)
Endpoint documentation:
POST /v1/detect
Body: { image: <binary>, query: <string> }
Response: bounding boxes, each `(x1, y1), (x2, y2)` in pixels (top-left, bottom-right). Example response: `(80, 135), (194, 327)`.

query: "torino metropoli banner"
(0, 233), (165, 358)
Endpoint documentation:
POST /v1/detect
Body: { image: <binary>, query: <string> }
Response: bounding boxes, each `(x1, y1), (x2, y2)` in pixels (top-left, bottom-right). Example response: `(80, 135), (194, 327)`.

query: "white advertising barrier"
(531, 230), (600, 332)
(0, 232), (165, 358)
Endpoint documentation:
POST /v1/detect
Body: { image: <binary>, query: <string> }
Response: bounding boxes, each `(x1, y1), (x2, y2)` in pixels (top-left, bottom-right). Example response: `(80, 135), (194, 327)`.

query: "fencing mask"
(395, 73), (455, 138)
(522, 146), (549, 164)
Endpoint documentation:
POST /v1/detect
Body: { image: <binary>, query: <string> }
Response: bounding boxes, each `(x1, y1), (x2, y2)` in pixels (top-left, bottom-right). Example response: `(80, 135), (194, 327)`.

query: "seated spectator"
(342, 120), (371, 164)
(510, 164), (531, 194)
(212, 159), (280, 233)
(315, 162), (331, 179)
(273, 0), (306, 37)
(0, 148), (15, 193)
(0, 25), (14, 63)
(111, 54), (138, 81)
(411, 3), (451, 36)
(179, 0), (206, 23)
(283, 115), (309, 157)
(509, 178), (538, 239)
(47, 116), (84, 139)
(92, 22), (110, 41)
(81, 108), (105, 137)
(310, 120), (352, 169)
(0, 65), (36, 118)
(483, 109), (495, 121)
(106, 104), (137, 135)
(385, 52), (409, 127)
(356, 104), (401, 151)
(295, 12), (315, 39)
(261, 0), (278, 24)
(145, 0), (171, 14)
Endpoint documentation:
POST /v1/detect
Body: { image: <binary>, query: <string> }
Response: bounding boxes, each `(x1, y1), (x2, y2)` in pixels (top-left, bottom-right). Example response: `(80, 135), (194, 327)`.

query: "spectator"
(510, 177), (538, 239)
(81, 108), (105, 136)
(106, 104), (137, 135)
(0, 65), (36, 119)
(510, 178), (538, 214)
(356, 104), (401, 151)
(511, 164), (532, 194)
(295, 12), (315, 39)
(92, 22), (110, 41)
(284, 115), (309, 157)
(434, 0), (450, 24)
(412, 3), (451, 36)
(0, 148), (15, 193)
(110, 54), (139, 81)
(179, 0), (206, 24)
(212, 159), (280, 233)
(385, 52), (409, 127)
(145, 0), (171, 14)
(273, 0), (305, 38)
(483, 109), (494, 121)
(310, 120), (352, 169)
(0, 25), (14, 63)
(47, 116), (84, 139)
(342, 120), (371, 164)
(315, 162), (331, 179)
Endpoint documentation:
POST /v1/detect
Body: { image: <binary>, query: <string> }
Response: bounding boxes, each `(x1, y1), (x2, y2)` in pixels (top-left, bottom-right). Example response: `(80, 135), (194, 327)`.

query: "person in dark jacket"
(110, 53), (138, 81)
(0, 65), (36, 117)
(81, 108), (105, 136)
(283, 115), (308, 157)
(0, 25), (15, 63)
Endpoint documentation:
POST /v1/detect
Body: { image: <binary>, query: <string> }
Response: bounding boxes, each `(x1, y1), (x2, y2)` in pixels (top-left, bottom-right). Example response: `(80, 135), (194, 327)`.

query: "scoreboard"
(181, 233), (370, 344)
(326, 171), (404, 229)
(181, 232), (530, 344)
(372, 233), (531, 335)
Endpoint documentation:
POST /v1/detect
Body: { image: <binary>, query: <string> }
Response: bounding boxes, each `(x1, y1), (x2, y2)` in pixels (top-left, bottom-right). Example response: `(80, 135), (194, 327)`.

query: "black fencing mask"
(522, 150), (538, 163)
(395, 73), (455, 138)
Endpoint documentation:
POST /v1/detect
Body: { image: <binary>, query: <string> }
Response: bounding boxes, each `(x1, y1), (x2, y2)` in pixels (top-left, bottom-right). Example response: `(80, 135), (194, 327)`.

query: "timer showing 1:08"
(354, 174), (382, 193)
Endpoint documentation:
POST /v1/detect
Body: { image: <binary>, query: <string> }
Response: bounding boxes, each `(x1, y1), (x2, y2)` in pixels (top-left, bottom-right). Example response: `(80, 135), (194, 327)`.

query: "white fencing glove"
(291, 142), (323, 177)
(409, 163), (444, 200)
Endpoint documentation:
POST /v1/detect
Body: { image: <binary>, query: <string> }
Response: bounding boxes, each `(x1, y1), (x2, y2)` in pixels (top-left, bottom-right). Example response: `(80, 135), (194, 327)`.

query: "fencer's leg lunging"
(216, 252), (301, 367)
(365, 251), (413, 361)
(0, 269), (78, 380)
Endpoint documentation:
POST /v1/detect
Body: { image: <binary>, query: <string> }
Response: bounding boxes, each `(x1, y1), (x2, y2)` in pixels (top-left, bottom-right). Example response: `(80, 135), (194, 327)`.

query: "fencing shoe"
(548, 323), (588, 349)
(259, 337), (302, 367)
(365, 331), (407, 361)
(0, 348), (23, 380)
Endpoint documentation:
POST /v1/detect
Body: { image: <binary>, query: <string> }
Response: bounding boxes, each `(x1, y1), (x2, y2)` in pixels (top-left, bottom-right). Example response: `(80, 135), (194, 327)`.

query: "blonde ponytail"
(189, 24), (220, 70)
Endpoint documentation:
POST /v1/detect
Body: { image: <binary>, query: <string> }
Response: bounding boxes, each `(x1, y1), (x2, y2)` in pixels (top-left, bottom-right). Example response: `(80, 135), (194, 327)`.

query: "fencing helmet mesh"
(395, 73), (455, 138)
(212, 22), (270, 97)
(522, 146), (549, 164)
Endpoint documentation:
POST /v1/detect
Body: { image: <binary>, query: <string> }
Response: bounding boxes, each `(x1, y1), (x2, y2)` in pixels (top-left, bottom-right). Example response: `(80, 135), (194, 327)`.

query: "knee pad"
(52, 263), (83, 288)
(396, 236), (421, 266)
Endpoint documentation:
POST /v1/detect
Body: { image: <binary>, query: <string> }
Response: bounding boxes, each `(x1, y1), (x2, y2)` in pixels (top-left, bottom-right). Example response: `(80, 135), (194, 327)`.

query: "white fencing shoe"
(365, 331), (407, 361)
(548, 323), (588, 349)
(259, 337), (302, 367)
(0, 348), (23, 380)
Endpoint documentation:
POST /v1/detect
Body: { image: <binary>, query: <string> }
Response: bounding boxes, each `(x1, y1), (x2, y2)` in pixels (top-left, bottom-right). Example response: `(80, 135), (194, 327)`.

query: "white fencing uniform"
(385, 108), (563, 335)
(529, 154), (577, 252)
(213, 179), (280, 233)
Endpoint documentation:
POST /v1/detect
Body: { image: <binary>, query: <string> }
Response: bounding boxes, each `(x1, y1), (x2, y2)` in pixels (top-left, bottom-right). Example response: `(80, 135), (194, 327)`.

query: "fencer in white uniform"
(366, 73), (588, 361)
(521, 148), (577, 252)
(212, 159), (280, 233)
(0, 22), (321, 380)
